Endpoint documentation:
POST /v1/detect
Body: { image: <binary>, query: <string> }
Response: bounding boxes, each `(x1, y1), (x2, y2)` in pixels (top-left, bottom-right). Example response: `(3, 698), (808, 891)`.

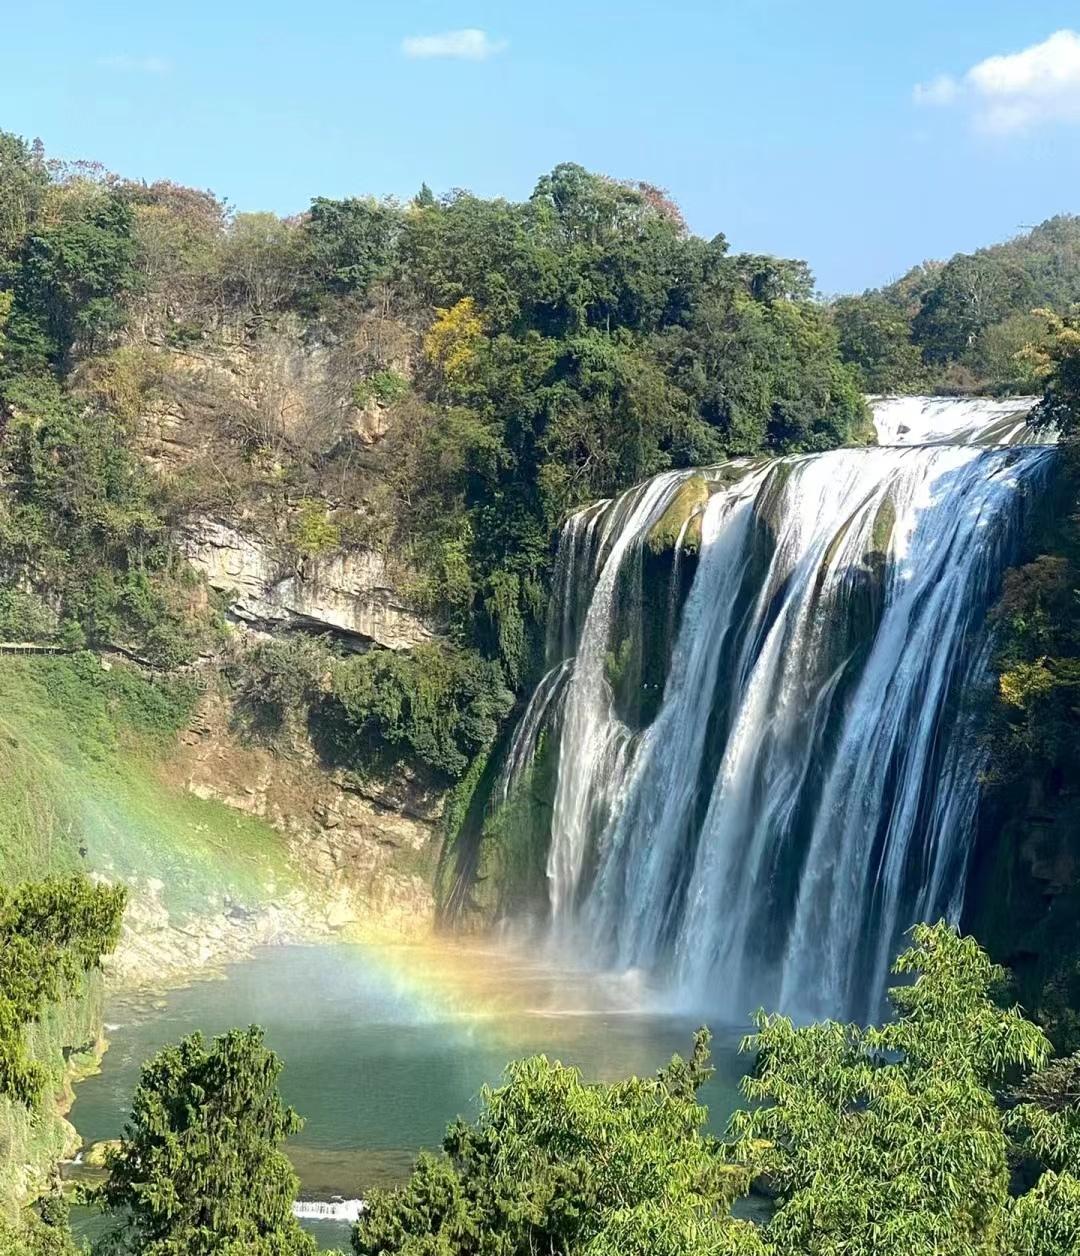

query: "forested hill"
(0, 132), (868, 787)
(2, 130), (1079, 808)
(832, 214), (1080, 394)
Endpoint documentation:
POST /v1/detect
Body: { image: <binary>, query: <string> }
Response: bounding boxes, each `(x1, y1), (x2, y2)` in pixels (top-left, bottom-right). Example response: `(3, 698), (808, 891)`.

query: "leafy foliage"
(976, 310), (1080, 1049)
(326, 642), (513, 780)
(87, 1026), (315, 1256)
(0, 875), (124, 1106)
(729, 923), (1053, 1255)
(0, 132), (869, 751)
(289, 498), (341, 556)
(835, 214), (1080, 394)
(352, 924), (1080, 1256)
(830, 293), (926, 392)
(352, 369), (409, 408)
(231, 633), (332, 737)
(352, 1029), (761, 1256)
(304, 195), (397, 296)
(0, 1194), (83, 1256)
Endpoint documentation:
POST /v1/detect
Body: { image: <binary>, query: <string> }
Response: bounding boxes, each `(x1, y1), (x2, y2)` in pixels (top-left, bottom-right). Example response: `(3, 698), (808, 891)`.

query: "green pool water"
(68, 943), (749, 1251)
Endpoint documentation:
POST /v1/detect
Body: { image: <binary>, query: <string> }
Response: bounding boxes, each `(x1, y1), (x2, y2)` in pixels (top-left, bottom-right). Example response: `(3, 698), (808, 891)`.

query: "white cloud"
(97, 54), (170, 74)
(401, 29), (507, 61)
(913, 29), (1080, 134)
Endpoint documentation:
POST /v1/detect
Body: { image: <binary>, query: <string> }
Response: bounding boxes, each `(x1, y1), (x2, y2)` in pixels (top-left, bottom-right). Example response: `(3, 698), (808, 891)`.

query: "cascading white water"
(673, 444), (1049, 1021)
(497, 657), (573, 805)
(504, 397), (1056, 1023)
(292, 1199), (365, 1222)
(546, 471), (690, 922)
(870, 394), (1046, 446)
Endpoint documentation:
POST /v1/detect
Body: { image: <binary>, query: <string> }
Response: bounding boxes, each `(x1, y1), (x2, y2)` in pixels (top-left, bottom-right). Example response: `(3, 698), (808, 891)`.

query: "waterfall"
(546, 471), (691, 922)
(499, 396), (1056, 1023)
(870, 394), (1046, 446)
(292, 1198), (365, 1222)
(497, 659), (573, 806)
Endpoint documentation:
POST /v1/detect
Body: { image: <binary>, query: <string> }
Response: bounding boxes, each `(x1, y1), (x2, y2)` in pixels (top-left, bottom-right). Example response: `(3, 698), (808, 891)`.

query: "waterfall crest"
(497, 397), (1056, 1022)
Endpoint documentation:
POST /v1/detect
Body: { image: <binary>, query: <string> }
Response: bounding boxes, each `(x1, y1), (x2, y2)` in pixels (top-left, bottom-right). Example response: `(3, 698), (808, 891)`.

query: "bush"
(231, 634), (333, 738)
(352, 369), (409, 408)
(0, 875), (125, 1107)
(289, 499), (341, 557)
(353, 1029), (756, 1256)
(0, 588), (56, 641)
(326, 642), (513, 780)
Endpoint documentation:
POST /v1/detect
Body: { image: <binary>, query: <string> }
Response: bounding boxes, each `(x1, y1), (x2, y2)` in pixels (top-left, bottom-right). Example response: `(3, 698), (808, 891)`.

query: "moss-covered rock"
(646, 476), (709, 556)
(870, 494), (896, 557)
(82, 1139), (121, 1169)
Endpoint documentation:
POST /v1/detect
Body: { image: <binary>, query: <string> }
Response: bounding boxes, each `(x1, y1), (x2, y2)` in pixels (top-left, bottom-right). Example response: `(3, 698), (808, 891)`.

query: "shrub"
(0, 875), (125, 1107)
(289, 499), (341, 557)
(231, 634), (333, 738)
(326, 642), (513, 780)
(352, 369), (409, 408)
(0, 588), (56, 641)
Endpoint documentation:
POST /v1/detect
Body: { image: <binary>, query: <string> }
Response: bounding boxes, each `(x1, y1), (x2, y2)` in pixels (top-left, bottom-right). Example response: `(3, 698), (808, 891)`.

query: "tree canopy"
(351, 923), (1080, 1256)
(832, 214), (1080, 395)
(87, 1026), (316, 1256)
(0, 134), (873, 788)
(0, 875), (124, 1107)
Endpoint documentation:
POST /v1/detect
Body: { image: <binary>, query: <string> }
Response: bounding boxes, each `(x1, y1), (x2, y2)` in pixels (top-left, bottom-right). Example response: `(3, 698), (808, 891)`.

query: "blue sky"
(4, 1), (1080, 292)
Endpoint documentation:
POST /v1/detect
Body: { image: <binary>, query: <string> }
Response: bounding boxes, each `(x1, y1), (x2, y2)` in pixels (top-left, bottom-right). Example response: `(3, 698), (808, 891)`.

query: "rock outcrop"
(171, 694), (441, 941)
(178, 516), (434, 651)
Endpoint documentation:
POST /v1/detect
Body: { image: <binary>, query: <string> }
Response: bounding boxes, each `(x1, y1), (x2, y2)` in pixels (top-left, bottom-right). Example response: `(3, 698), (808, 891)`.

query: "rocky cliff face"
(966, 771), (1080, 1050)
(179, 516), (434, 651)
(99, 687), (443, 989)
(173, 693), (441, 935)
(127, 318), (436, 651)
(92, 322), (447, 977)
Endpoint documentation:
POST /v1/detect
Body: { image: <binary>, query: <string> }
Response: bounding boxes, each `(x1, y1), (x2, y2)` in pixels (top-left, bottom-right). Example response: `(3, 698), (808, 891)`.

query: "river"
(68, 942), (749, 1251)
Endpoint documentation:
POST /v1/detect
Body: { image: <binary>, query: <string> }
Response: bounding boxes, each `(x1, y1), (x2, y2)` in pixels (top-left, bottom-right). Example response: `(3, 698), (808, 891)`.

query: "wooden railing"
(0, 642), (71, 655)
(0, 642), (213, 690)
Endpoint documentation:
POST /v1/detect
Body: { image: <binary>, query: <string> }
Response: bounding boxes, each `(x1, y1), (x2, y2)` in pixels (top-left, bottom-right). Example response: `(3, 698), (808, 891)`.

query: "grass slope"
(0, 653), (302, 917)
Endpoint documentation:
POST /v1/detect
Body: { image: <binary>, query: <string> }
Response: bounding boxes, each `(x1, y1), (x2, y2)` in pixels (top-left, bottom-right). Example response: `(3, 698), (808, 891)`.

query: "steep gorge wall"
(967, 776), (1080, 1048)
(172, 692), (440, 939)
(178, 516), (434, 651)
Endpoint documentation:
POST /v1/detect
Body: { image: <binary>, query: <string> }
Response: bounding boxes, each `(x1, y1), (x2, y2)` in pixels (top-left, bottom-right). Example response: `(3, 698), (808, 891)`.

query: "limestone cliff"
(172, 692), (441, 940)
(178, 516), (433, 651)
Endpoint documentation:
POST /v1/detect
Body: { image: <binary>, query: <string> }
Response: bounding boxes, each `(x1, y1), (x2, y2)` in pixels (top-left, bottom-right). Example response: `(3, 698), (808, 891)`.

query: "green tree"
(352, 1030), (763, 1256)
(1030, 309), (1080, 440)
(727, 922), (1057, 1255)
(968, 311), (1050, 394)
(88, 1026), (315, 1256)
(0, 131), (48, 264)
(326, 642), (513, 780)
(305, 196), (398, 296)
(0, 875), (125, 1106)
(831, 293), (925, 392)
(911, 253), (1032, 365)
(217, 212), (306, 317)
(9, 187), (137, 369)
(0, 1195), (83, 1256)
